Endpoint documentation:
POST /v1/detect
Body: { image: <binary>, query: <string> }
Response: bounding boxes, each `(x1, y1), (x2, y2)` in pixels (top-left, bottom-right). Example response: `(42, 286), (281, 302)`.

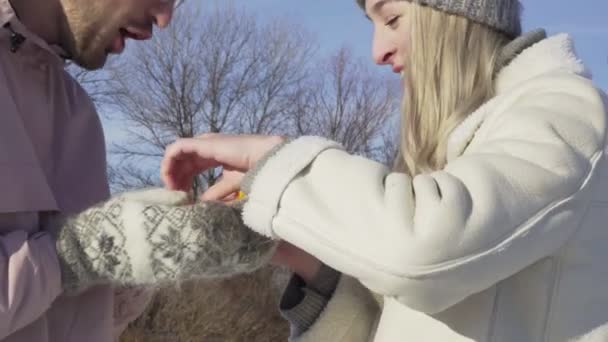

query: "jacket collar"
(446, 31), (591, 161)
(496, 32), (591, 93)
(0, 0), (68, 60)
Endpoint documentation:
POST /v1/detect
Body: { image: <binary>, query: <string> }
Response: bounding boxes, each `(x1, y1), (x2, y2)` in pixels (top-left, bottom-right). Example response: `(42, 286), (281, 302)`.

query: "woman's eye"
(385, 16), (400, 29)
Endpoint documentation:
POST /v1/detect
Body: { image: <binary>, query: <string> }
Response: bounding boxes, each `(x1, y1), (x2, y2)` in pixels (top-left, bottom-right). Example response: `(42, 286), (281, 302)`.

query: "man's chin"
(71, 51), (108, 71)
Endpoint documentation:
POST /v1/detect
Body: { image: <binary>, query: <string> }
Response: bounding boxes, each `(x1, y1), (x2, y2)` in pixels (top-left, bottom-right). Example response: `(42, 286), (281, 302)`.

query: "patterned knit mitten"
(54, 188), (277, 295)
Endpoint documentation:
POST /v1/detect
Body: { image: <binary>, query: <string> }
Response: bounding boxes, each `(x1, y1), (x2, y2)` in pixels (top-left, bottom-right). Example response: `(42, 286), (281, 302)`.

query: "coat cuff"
(296, 275), (381, 342)
(241, 136), (342, 238)
(279, 264), (341, 338)
(281, 287), (329, 338)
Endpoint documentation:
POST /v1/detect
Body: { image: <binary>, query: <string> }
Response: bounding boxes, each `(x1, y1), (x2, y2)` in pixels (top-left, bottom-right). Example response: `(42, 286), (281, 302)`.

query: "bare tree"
(66, 60), (120, 107)
(290, 47), (400, 163)
(235, 19), (316, 135)
(107, 164), (157, 193)
(105, 4), (315, 193)
(377, 118), (401, 167)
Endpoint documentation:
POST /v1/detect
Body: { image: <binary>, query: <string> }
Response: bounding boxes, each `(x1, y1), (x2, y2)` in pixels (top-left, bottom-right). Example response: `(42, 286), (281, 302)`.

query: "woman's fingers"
(201, 178), (242, 201)
(161, 137), (244, 187)
(162, 139), (218, 176)
(161, 134), (284, 191)
(161, 139), (223, 190)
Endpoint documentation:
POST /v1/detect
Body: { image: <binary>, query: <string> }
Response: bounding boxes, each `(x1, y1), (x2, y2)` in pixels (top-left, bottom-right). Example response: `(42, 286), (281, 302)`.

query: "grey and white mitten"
(53, 188), (277, 295)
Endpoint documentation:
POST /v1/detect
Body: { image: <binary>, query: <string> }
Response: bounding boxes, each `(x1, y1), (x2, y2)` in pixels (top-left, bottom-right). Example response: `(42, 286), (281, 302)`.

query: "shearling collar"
(446, 31), (591, 161)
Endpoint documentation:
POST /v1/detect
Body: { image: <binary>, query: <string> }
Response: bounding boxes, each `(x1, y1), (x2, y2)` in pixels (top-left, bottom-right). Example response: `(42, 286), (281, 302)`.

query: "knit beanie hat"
(356, 0), (522, 38)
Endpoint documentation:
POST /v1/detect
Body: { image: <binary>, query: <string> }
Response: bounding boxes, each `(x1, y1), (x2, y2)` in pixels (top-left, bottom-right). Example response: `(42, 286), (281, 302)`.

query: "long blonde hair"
(396, 3), (511, 175)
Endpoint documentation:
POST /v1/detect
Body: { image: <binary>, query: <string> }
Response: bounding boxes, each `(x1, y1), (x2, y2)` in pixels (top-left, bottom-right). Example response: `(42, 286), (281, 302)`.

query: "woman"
(161, 0), (608, 341)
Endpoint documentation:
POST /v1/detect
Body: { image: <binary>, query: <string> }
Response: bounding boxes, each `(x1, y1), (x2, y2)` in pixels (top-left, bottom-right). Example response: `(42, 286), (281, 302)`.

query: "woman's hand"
(162, 133), (322, 281)
(161, 133), (284, 199)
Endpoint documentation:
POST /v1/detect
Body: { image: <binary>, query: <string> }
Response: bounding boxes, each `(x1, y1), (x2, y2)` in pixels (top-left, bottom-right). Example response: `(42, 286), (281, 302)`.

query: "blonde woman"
(161, 0), (608, 341)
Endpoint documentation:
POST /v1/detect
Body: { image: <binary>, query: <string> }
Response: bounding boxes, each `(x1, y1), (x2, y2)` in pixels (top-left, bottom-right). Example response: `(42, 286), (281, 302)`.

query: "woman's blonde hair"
(396, 3), (511, 175)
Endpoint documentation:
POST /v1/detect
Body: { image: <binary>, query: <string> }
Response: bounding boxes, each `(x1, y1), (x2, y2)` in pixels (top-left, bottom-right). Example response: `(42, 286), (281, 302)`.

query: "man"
(0, 0), (174, 340)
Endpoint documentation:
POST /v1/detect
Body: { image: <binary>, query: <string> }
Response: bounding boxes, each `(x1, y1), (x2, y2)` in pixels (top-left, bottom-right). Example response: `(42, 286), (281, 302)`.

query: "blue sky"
(234, 0), (608, 88)
(102, 0), (608, 146)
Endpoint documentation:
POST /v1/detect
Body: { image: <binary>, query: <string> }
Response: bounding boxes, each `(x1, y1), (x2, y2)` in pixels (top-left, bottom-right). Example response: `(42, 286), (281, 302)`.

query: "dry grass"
(120, 267), (290, 342)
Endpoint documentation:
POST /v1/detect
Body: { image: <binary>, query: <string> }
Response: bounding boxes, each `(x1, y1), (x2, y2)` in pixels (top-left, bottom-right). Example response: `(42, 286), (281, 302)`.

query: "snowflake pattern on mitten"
(55, 189), (277, 295)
